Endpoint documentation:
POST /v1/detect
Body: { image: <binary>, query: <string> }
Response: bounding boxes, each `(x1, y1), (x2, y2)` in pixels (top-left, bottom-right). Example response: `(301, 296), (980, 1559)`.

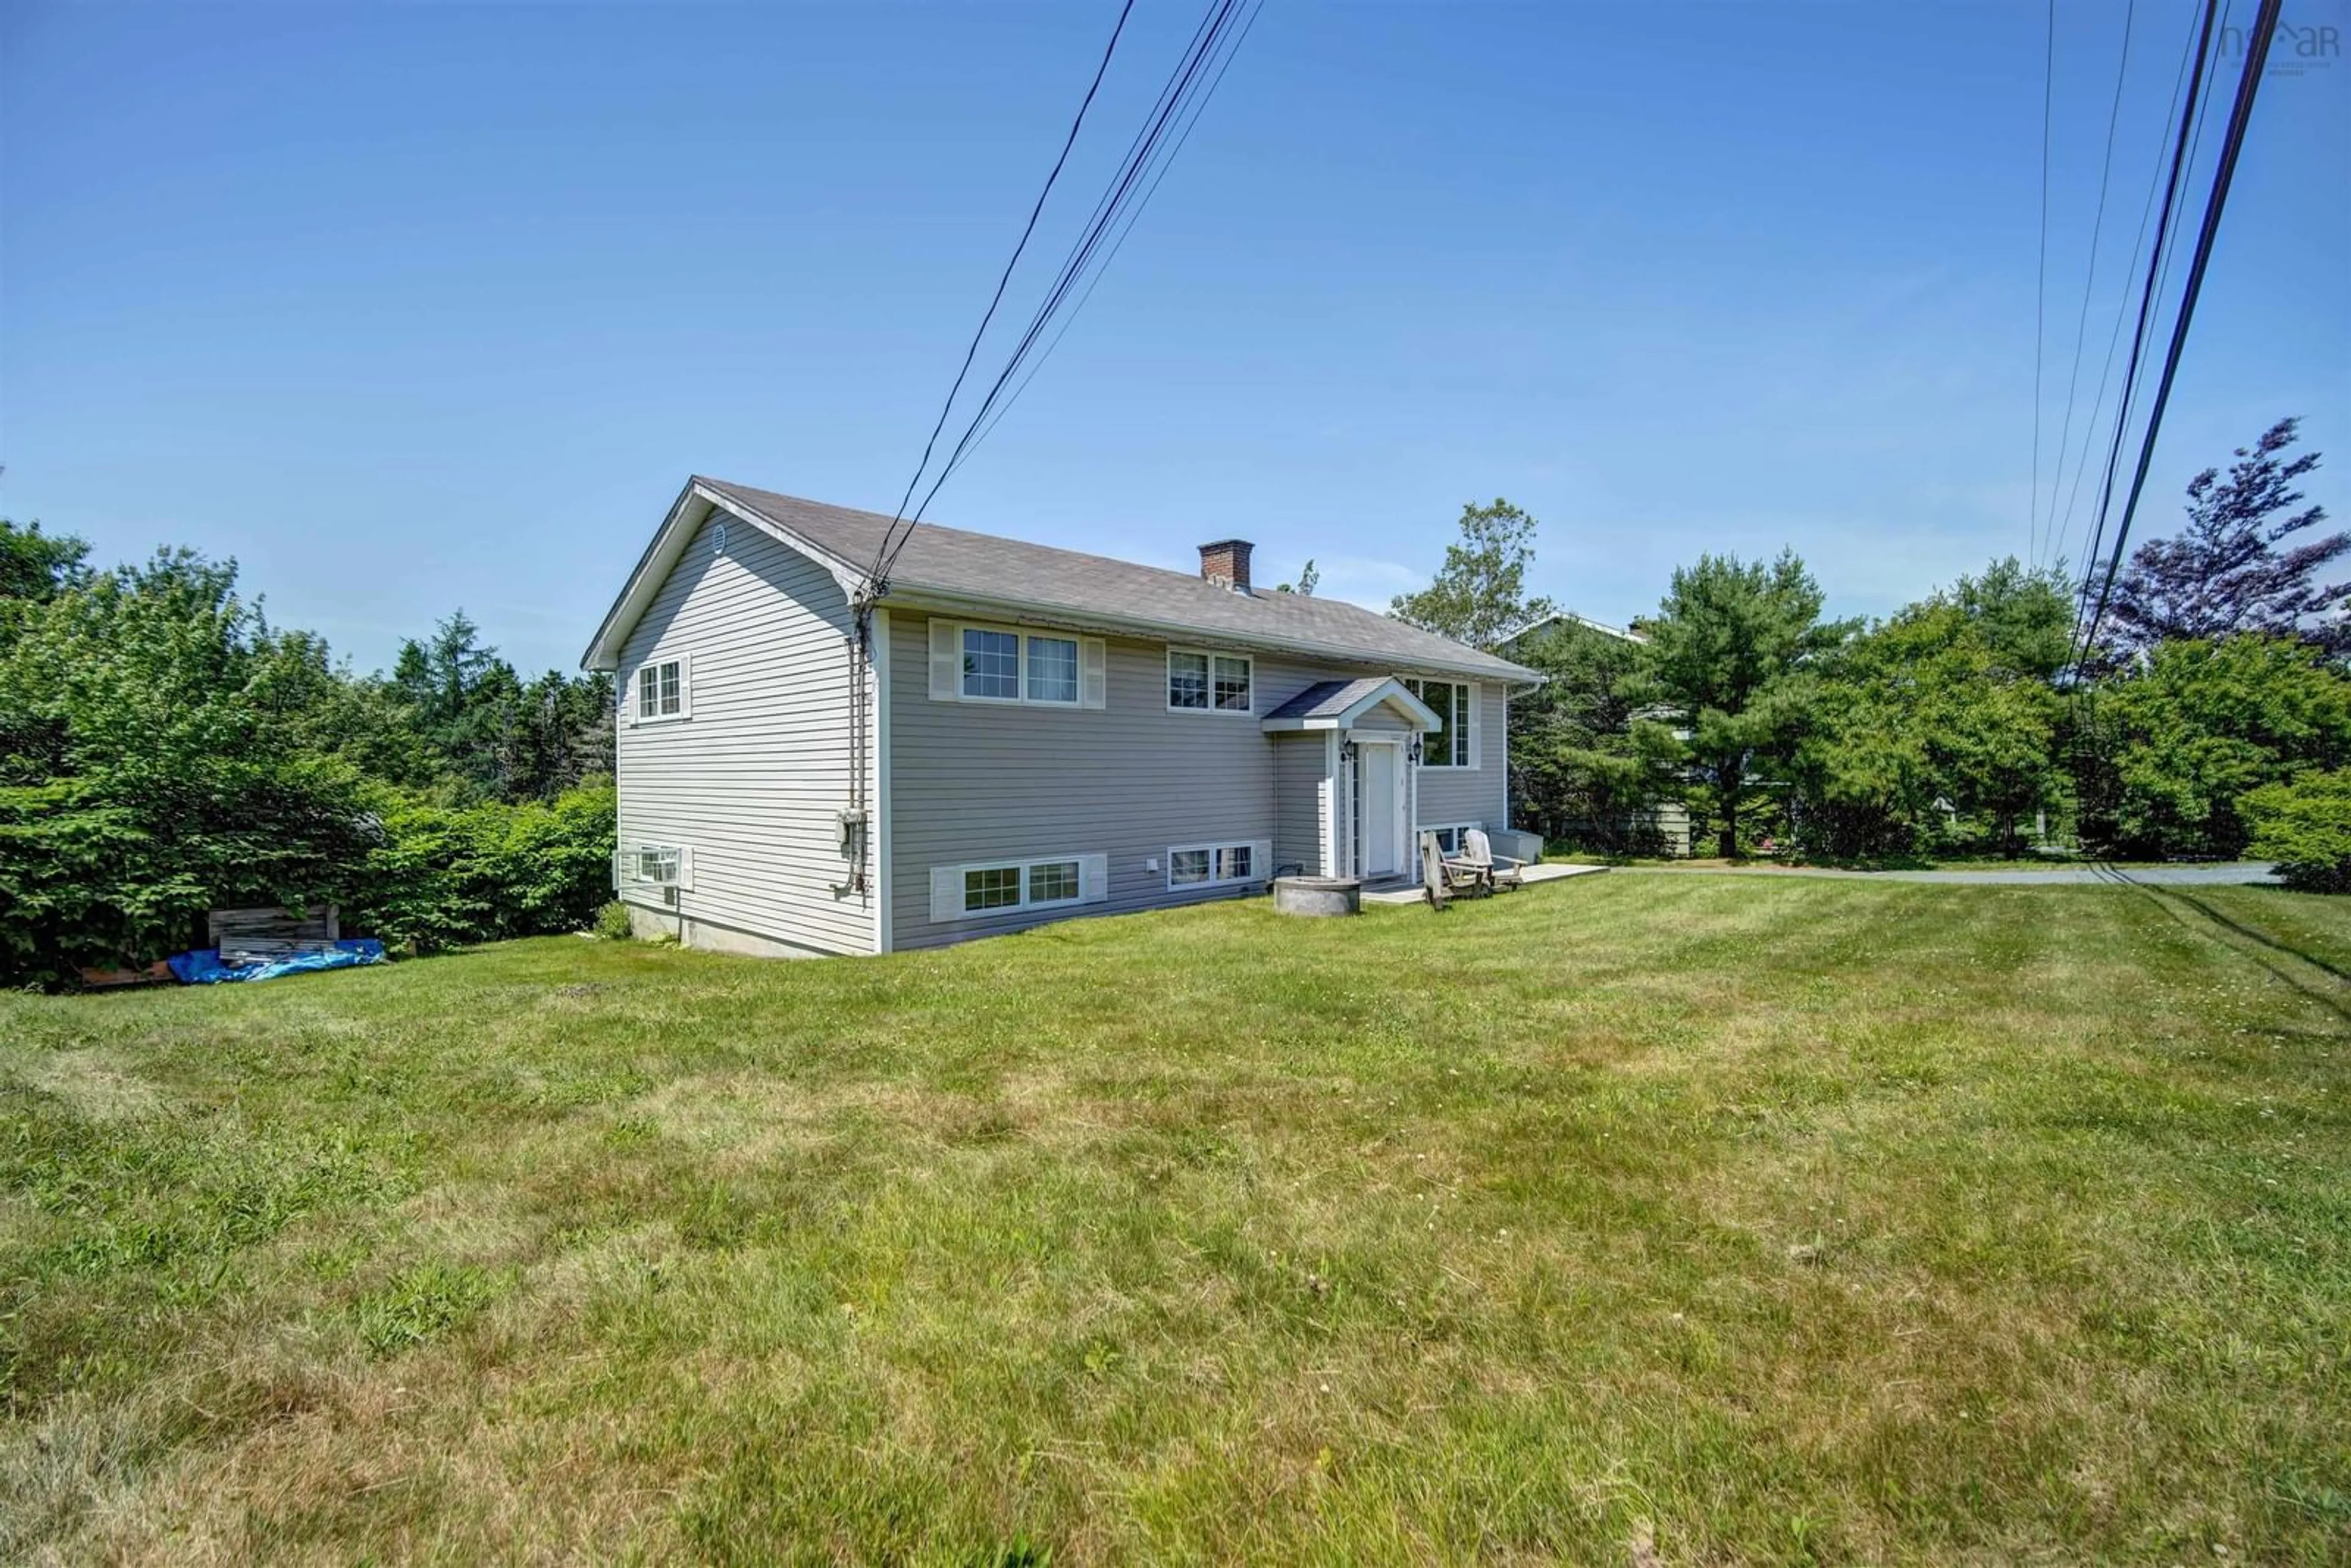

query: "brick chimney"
(1198, 539), (1254, 594)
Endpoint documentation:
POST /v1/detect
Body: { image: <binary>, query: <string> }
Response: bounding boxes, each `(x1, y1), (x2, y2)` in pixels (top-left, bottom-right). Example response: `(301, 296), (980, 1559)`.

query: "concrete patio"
(1361, 862), (1611, 905)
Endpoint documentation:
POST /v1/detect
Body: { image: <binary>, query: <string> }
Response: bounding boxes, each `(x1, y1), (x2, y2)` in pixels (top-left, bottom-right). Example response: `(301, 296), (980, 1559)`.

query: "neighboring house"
(1499, 609), (1647, 648)
(582, 478), (1545, 956)
(1496, 607), (1693, 857)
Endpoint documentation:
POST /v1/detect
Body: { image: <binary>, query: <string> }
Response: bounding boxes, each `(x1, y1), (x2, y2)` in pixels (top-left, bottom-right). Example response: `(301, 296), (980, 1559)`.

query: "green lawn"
(3, 876), (2345, 1564)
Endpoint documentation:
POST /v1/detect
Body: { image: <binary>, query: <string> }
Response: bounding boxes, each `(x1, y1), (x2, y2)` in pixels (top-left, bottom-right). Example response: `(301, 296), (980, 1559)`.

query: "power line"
(2071, 3), (2226, 576)
(871, 0), (1258, 584)
(2030, 0), (2056, 564)
(909, 0), (1248, 520)
(866, 0), (1138, 589)
(2074, 0), (2284, 666)
(2045, 0), (2208, 569)
(950, 0), (1266, 479)
(2062, 0), (2222, 662)
(2036, 0), (2135, 566)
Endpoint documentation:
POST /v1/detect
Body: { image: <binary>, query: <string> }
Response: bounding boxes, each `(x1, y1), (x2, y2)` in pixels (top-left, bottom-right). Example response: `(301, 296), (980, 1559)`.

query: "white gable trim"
(582, 479), (873, 671)
(1259, 677), (1441, 733)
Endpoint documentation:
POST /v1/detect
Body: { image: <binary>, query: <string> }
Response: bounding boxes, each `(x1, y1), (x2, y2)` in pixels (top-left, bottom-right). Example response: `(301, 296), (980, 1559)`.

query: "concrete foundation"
(624, 900), (841, 958)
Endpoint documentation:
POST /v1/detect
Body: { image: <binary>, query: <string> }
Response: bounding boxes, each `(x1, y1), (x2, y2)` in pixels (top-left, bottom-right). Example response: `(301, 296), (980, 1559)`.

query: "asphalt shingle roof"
(1261, 677), (1395, 721)
(699, 478), (1541, 683)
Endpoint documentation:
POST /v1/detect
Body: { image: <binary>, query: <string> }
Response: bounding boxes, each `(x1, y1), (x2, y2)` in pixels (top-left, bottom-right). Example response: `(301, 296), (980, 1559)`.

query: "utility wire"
(950, 0), (1266, 479)
(909, 0), (1245, 519)
(2030, 0), (2056, 564)
(2062, 0), (2221, 666)
(873, 0), (1256, 582)
(2073, 0), (2282, 666)
(2037, 0), (2135, 566)
(2063, 0), (2229, 577)
(865, 0), (1138, 590)
(2045, 0), (2208, 569)
(904, 0), (1244, 525)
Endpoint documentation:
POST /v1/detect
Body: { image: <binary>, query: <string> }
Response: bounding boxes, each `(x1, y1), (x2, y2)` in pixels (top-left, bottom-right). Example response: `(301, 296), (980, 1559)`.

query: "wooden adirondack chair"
(1461, 828), (1530, 891)
(1420, 831), (1490, 909)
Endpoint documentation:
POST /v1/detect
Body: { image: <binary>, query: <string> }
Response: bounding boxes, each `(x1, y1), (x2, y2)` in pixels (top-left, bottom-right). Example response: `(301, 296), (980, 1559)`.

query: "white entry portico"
(1260, 677), (1443, 883)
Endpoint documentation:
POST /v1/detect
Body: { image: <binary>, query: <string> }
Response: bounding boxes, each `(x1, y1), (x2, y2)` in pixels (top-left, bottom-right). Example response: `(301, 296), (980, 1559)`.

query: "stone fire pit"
(1272, 875), (1361, 917)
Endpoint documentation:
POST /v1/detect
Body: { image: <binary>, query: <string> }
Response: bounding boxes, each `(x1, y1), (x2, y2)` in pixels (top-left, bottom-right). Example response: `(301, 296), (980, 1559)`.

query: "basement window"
(961, 859), (1085, 914)
(1168, 841), (1262, 888)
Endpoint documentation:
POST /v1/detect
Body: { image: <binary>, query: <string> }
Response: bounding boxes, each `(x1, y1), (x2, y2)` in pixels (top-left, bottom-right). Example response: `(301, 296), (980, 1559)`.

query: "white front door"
(1360, 741), (1402, 877)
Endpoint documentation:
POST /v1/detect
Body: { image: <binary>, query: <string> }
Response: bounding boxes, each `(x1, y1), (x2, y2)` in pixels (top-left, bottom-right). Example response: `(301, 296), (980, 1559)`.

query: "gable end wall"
(614, 511), (876, 956)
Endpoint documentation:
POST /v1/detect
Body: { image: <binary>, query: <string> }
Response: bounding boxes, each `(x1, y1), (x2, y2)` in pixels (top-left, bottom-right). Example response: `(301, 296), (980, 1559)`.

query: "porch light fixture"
(1408, 735), (1424, 765)
(1339, 740), (1358, 762)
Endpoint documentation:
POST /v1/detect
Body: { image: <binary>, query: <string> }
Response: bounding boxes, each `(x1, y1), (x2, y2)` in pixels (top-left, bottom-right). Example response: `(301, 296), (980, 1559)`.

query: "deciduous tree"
(2104, 418), (2345, 658)
(1794, 561), (2072, 858)
(2076, 635), (2351, 858)
(1390, 499), (1557, 650)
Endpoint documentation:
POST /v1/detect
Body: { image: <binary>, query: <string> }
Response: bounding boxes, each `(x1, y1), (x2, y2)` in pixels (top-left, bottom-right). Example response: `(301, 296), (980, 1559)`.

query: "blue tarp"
(167, 939), (387, 985)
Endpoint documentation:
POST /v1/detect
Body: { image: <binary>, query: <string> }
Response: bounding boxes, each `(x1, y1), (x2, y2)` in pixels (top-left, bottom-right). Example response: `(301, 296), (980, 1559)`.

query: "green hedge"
(2241, 770), (2351, 894)
(354, 783), (616, 953)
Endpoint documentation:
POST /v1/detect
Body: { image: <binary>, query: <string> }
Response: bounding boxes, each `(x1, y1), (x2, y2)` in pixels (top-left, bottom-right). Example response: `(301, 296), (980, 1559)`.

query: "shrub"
(354, 782), (615, 952)
(593, 899), (634, 940)
(2077, 636), (2351, 858)
(2241, 770), (2351, 893)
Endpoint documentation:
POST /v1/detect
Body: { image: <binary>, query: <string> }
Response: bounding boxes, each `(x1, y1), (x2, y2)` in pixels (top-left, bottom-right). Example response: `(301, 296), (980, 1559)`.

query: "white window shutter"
(1078, 853), (1111, 904)
(678, 845), (694, 891)
(1466, 682), (1482, 768)
(930, 866), (961, 922)
(627, 668), (642, 726)
(929, 620), (959, 701)
(1080, 637), (1108, 708)
(1251, 840), (1272, 882)
(680, 654), (694, 721)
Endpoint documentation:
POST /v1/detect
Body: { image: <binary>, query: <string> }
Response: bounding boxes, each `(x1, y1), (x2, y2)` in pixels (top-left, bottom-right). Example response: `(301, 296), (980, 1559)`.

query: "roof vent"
(1198, 539), (1254, 595)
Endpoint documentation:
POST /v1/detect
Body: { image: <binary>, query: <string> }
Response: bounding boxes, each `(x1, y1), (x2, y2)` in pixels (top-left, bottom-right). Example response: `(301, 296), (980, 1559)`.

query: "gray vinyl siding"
(1414, 682), (1509, 831)
(1271, 733), (1330, 877)
(889, 616), (1387, 951)
(615, 512), (874, 956)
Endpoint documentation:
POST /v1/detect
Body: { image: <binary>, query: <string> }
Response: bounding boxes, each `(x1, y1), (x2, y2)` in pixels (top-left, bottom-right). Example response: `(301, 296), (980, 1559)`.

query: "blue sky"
(4, 0), (2345, 675)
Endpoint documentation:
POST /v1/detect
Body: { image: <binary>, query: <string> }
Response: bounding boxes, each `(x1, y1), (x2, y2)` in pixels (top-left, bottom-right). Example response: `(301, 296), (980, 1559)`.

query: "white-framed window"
(962, 627), (1021, 700)
(630, 842), (691, 890)
(930, 621), (1104, 708)
(963, 864), (1022, 910)
(929, 854), (1106, 921)
(635, 656), (689, 723)
(1168, 648), (1252, 713)
(1167, 839), (1269, 889)
(1033, 860), (1084, 904)
(1404, 678), (1477, 767)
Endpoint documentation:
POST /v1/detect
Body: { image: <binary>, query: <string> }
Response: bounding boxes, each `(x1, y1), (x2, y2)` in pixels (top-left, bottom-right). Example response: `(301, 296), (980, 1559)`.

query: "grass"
(2, 875), (2345, 1564)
